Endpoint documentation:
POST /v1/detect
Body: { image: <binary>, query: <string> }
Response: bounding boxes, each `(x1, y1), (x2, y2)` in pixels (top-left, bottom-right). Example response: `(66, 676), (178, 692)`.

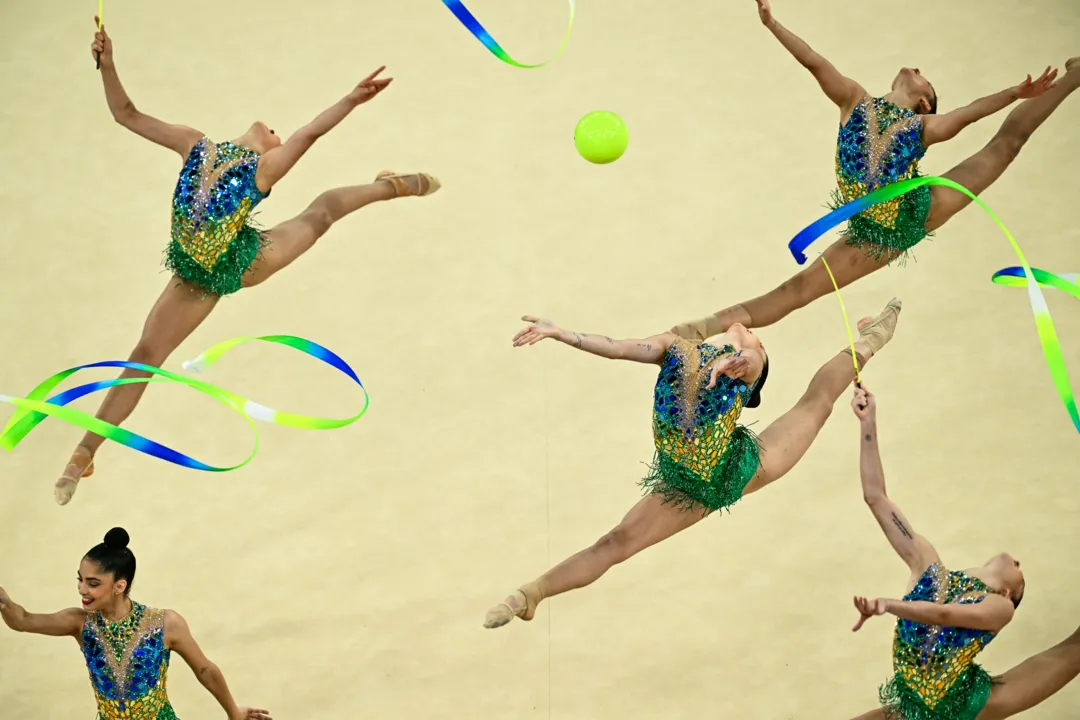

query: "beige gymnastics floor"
(1, 1), (1078, 718)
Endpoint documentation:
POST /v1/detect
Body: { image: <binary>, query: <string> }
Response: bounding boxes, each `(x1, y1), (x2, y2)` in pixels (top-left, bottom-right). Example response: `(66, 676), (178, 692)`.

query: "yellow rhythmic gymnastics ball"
(574, 111), (628, 164)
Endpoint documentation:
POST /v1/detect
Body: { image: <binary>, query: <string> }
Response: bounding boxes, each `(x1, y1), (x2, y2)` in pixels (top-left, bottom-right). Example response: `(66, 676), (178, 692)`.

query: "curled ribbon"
(0, 335), (369, 471)
(788, 176), (1078, 433)
(442, 0), (575, 68)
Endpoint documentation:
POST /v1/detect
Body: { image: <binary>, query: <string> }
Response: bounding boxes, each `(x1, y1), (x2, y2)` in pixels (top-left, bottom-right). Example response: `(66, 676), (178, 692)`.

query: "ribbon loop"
(0, 335), (369, 472)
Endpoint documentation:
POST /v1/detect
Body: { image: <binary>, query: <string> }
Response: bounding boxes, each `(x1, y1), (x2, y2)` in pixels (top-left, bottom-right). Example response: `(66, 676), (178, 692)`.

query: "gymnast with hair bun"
(0, 527), (271, 720)
(484, 298), (900, 629)
(56, 19), (441, 506)
(670, 2), (1077, 343)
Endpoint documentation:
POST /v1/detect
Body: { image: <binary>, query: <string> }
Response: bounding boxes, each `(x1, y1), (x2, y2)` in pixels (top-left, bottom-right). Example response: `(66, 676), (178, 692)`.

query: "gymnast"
(484, 299), (901, 628)
(55, 19), (441, 505)
(848, 386), (1080, 719)
(671, 0), (1077, 341)
(0, 528), (271, 720)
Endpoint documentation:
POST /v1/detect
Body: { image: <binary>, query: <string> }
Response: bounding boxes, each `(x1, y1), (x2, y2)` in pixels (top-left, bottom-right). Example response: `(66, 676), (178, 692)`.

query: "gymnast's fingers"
(362, 66), (387, 83)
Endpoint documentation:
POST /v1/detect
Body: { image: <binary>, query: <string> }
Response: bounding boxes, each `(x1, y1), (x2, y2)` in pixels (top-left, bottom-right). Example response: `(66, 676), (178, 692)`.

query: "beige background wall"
(1, 1), (1077, 717)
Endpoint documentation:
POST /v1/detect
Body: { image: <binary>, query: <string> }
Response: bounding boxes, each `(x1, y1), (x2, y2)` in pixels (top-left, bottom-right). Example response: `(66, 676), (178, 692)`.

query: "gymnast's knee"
(593, 526), (636, 565)
(990, 128), (1027, 161)
(797, 390), (835, 423)
(128, 339), (170, 369)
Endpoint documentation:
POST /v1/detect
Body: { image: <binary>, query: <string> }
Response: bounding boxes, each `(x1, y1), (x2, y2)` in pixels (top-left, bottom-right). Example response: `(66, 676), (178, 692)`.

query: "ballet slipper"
(55, 446), (94, 506)
(483, 584), (541, 629)
(855, 298), (902, 358)
(375, 171), (441, 198)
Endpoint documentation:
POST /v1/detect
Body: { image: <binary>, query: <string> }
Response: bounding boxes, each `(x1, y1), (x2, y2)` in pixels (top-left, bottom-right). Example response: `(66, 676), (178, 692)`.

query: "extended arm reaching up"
(91, 17), (204, 158)
(851, 386), (939, 573)
(753, 1), (863, 114)
(922, 67), (1059, 146)
(254, 67), (393, 192)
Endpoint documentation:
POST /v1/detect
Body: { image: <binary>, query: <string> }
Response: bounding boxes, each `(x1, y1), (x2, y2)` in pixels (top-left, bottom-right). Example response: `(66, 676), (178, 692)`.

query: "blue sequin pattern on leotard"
(82, 602), (179, 719)
(878, 563), (999, 720)
(639, 337), (762, 512)
(830, 95), (932, 261)
(164, 137), (270, 296)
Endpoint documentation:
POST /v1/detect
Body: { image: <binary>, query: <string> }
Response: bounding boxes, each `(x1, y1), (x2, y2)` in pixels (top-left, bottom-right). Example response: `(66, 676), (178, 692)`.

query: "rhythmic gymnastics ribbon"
(788, 176), (1078, 433)
(0, 335), (369, 471)
(441, 0), (575, 68)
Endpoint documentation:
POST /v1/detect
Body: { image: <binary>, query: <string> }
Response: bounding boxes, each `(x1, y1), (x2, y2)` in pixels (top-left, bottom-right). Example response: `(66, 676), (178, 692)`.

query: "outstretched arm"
(166, 611), (270, 720)
(852, 387), (939, 573)
(254, 68), (392, 192)
(754, 1), (863, 113)
(0, 586), (84, 639)
(922, 67), (1059, 146)
(91, 19), (203, 158)
(513, 316), (676, 364)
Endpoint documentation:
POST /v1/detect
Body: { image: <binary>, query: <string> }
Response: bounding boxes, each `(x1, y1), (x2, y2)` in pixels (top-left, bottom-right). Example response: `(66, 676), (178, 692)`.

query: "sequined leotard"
(830, 95), (931, 263)
(878, 564), (999, 720)
(164, 137), (271, 296)
(639, 337), (762, 512)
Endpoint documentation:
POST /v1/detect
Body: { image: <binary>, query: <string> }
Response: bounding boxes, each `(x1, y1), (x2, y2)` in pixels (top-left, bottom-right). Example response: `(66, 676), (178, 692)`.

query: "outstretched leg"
(977, 625), (1080, 719)
(740, 298), (901, 497)
(670, 237), (890, 339)
(925, 58), (1080, 232)
(55, 278), (219, 505)
(483, 492), (708, 628)
(242, 171), (440, 287)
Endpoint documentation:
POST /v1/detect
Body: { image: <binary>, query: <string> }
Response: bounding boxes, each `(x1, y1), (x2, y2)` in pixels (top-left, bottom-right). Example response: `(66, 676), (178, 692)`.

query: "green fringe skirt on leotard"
(163, 222), (269, 298)
(828, 173), (934, 266)
(638, 426), (762, 514)
(878, 664), (993, 720)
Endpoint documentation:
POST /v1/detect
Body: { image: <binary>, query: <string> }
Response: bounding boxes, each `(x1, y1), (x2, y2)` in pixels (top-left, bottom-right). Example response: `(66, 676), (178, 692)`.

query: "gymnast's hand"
(753, 0), (774, 26)
(513, 316), (562, 346)
(705, 354), (750, 389)
(347, 66), (394, 105)
(231, 708), (272, 720)
(1015, 66), (1059, 99)
(90, 16), (113, 67)
(852, 596), (887, 631)
(851, 385), (876, 422)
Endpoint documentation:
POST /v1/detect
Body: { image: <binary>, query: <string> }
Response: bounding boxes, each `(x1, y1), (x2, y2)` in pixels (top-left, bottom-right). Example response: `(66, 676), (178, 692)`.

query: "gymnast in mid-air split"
(483, 299), (901, 628)
(55, 19), (441, 505)
(671, 0), (1078, 342)
(847, 386), (1080, 720)
(0, 528), (271, 720)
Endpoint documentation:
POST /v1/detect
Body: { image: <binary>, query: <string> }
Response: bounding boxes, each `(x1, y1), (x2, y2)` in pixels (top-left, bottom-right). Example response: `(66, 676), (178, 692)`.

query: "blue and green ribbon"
(441, 0), (575, 68)
(0, 335), (369, 471)
(788, 176), (1078, 433)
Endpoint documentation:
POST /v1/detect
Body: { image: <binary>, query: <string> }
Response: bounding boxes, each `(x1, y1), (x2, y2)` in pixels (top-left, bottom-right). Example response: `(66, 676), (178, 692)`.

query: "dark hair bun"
(104, 527), (130, 550)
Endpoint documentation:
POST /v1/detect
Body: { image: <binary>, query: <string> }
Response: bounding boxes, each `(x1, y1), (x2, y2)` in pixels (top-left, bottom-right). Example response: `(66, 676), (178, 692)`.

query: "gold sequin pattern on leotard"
(652, 339), (748, 482)
(835, 95), (925, 229)
(891, 564), (999, 709)
(171, 138), (264, 273)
